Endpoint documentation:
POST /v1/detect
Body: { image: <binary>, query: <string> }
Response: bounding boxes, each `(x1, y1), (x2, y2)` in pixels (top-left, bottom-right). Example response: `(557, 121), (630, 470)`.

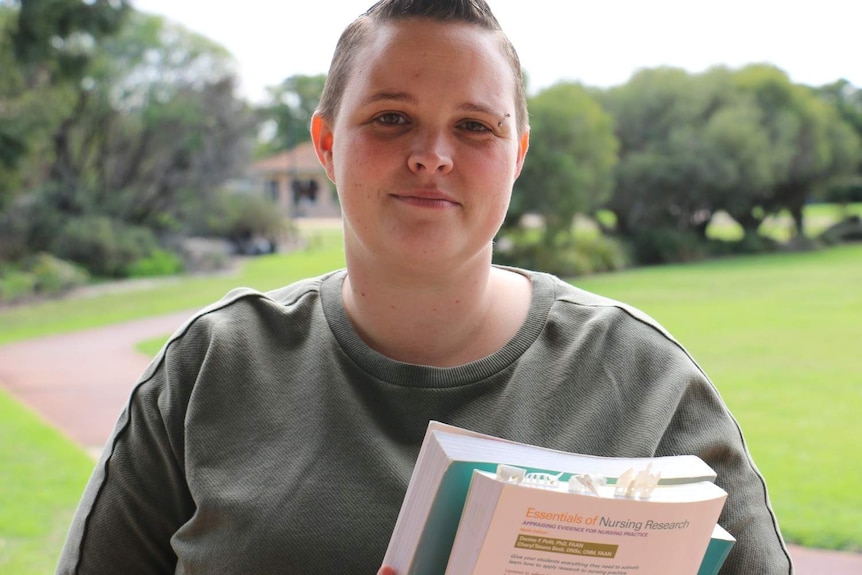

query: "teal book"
(383, 421), (724, 575)
(698, 524), (736, 575)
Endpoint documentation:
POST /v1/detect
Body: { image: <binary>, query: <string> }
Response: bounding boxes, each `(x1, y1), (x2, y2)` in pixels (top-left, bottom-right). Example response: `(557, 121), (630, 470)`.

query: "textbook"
(446, 469), (727, 575)
(699, 524), (736, 575)
(383, 421), (732, 575)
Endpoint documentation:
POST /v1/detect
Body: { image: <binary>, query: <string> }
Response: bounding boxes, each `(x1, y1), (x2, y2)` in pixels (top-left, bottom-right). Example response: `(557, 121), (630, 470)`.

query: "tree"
(816, 80), (862, 207)
(71, 11), (254, 232)
(10, 0), (129, 85)
(507, 82), (617, 244)
(733, 65), (862, 235)
(599, 67), (728, 236)
(257, 74), (326, 154)
(0, 8), (256, 272)
(0, 1), (129, 209)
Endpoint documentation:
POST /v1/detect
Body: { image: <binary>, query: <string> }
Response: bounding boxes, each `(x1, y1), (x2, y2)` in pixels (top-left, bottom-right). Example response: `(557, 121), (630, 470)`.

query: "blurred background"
(0, 1), (860, 573)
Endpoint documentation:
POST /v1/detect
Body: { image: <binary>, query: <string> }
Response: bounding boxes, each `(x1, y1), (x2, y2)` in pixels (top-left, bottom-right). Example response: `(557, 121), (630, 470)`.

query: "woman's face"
(314, 18), (529, 274)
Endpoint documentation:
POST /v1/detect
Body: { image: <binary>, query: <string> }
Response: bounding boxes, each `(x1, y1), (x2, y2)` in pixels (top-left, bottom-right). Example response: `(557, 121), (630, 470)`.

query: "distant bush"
(0, 268), (38, 304)
(126, 249), (185, 278)
(0, 192), (65, 262)
(820, 216), (862, 244)
(26, 253), (90, 293)
(706, 233), (782, 257)
(495, 231), (629, 277)
(185, 191), (286, 251)
(628, 228), (709, 265)
(0, 254), (89, 304)
(50, 216), (161, 278)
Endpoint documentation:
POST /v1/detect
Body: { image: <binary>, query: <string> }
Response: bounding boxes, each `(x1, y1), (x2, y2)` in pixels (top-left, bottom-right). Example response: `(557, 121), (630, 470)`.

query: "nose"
(408, 129), (454, 175)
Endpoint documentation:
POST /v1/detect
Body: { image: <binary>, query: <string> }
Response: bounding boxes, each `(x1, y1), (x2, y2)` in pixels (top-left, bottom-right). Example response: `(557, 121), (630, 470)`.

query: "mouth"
(391, 190), (461, 209)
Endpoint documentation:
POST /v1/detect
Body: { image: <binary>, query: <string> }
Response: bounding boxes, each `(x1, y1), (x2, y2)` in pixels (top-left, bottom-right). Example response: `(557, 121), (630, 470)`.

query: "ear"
(311, 112), (336, 184)
(513, 129), (530, 179)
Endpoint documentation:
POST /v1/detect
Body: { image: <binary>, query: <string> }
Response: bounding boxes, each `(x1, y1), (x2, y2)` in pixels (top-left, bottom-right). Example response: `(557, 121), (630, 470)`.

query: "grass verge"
(575, 244), (862, 550)
(0, 388), (94, 575)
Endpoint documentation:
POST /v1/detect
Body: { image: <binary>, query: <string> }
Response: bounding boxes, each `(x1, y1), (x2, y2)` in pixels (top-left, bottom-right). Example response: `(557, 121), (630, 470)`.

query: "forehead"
(343, 19), (516, 111)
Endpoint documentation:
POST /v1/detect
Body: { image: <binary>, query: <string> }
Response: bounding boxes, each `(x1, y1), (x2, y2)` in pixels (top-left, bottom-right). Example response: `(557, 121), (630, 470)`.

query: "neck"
(341, 249), (530, 367)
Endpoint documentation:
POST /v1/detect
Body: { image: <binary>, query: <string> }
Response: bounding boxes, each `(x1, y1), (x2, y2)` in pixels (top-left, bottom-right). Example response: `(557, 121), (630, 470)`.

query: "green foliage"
(0, 253), (88, 304)
(819, 215), (862, 244)
(50, 215), (159, 278)
(126, 249), (184, 278)
(598, 66), (862, 240)
(0, 7), (255, 277)
(11, 0), (130, 82)
(628, 228), (710, 265)
(51, 11), (255, 232)
(185, 190), (286, 246)
(509, 82), (617, 241)
(730, 65), (862, 234)
(495, 228), (629, 277)
(257, 74), (326, 155)
(25, 252), (89, 293)
(0, 267), (37, 303)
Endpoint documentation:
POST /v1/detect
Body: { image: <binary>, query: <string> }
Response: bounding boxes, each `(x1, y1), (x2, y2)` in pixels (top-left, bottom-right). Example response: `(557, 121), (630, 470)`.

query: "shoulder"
(140, 270), (344, 378)
(183, 270), (341, 331)
(522, 269), (674, 340)
(521, 269), (702, 373)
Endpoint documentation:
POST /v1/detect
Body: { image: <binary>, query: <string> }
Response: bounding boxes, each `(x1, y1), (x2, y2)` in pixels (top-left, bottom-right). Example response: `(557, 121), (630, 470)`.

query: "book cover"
(698, 524), (736, 575)
(383, 421), (723, 575)
(446, 469), (728, 575)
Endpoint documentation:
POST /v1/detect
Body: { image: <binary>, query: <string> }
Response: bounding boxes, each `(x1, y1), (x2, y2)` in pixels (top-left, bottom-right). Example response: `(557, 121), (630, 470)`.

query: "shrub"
(126, 249), (185, 278)
(0, 254), (88, 304)
(185, 191), (286, 250)
(26, 253), (90, 294)
(628, 228), (709, 265)
(0, 192), (66, 262)
(820, 216), (862, 245)
(0, 268), (38, 304)
(706, 233), (781, 257)
(51, 216), (160, 278)
(495, 231), (629, 277)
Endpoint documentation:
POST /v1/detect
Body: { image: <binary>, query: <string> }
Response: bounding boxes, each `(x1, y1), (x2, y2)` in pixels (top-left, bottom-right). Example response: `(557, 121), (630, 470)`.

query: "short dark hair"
(316, 0), (529, 135)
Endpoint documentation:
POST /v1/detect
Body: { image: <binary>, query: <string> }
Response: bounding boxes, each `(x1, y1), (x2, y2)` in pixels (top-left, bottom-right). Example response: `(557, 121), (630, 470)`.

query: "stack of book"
(383, 421), (734, 575)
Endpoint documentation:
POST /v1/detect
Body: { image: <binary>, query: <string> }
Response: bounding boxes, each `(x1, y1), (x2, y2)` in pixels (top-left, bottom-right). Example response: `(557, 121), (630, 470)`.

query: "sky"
(132, 0), (860, 104)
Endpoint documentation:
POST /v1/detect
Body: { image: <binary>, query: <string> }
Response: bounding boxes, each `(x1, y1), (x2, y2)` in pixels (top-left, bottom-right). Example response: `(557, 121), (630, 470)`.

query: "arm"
(56, 358), (193, 574)
(658, 373), (793, 574)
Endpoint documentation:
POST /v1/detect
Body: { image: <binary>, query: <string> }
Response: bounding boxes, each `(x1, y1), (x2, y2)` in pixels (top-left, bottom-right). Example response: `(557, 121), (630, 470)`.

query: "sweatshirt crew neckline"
(319, 268), (556, 389)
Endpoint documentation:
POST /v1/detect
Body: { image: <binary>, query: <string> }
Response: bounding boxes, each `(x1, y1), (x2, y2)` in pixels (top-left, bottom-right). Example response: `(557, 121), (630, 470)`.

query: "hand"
(377, 567), (396, 575)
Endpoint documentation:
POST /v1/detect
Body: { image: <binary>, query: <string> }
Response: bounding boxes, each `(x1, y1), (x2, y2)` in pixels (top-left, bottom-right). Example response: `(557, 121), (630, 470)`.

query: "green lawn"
(0, 389), (95, 574)
(1, 233), (860, 570)
(574, 245), (862, 550)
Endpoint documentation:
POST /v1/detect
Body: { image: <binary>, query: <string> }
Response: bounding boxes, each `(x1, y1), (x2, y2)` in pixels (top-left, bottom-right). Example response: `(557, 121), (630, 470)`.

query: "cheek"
(334, 135), (389, 184)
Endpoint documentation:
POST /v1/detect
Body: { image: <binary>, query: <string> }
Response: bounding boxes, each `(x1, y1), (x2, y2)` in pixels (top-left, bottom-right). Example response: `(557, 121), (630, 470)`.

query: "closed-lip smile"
(391, 189), (461, 208)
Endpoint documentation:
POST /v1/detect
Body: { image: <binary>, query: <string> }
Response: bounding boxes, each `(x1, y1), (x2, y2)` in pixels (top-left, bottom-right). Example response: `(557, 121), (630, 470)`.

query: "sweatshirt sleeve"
(657, 369), (793, 574)
(56, 346), (194, 574)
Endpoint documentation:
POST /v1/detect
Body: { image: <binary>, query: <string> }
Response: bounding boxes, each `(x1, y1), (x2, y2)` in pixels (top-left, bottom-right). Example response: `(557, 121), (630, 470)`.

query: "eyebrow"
(361, 91), (415, 106)
(361, 91), (503, 119)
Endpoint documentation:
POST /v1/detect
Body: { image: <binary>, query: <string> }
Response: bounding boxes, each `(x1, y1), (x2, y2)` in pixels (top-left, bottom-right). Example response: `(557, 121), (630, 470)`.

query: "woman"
(58, 1), (792, 573)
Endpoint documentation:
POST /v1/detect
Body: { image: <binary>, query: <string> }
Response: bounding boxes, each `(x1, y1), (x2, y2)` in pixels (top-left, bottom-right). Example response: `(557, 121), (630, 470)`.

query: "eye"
(374, 112), (408, 126)
(458, 120), (491, 133)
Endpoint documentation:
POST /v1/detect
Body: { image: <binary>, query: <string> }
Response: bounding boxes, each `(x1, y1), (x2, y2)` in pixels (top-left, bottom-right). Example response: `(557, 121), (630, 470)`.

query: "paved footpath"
(1, 311), (860, 574)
